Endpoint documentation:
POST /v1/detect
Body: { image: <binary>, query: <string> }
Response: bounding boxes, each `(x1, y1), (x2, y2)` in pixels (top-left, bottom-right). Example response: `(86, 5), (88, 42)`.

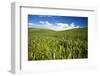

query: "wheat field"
(28, 28), (88, 61)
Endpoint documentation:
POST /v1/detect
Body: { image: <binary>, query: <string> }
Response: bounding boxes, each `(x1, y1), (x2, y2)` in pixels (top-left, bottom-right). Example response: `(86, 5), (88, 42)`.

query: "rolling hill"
(28, 28), (88, 60)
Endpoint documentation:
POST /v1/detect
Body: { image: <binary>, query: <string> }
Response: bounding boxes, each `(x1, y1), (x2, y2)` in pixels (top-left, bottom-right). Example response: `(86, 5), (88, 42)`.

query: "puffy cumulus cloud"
(28, 23), (34, 28)
(29, 21), (80, 31)
(56, 23), (69, 28)
(28, 23), (34, 26)
(70, 23), (75, 27)
(39, 21), (45, 24)
(40, 21), (52, 25)
(45, 21), (52, 25)
(54, 22), (80, 31)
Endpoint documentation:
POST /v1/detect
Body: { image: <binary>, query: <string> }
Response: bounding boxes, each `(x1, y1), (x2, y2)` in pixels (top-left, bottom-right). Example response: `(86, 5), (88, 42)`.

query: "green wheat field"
(28, 28), (88, 61)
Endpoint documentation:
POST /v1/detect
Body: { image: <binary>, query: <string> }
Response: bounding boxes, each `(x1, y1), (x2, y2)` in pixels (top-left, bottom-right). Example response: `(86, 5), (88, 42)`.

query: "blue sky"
(28, 15), (88, 31)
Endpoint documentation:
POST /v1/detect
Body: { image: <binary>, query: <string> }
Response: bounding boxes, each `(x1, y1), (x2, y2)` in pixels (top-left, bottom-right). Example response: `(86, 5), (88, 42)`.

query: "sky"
(28, 15), (88, 31)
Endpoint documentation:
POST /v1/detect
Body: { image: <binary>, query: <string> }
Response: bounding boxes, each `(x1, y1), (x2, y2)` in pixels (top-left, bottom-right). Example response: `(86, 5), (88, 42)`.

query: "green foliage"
(28, 28), (88, 61)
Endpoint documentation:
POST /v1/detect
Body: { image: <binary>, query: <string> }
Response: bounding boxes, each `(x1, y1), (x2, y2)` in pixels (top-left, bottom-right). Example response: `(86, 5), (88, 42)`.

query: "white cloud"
(28, 23), (34, 28)
(70, 22), (75, 27)
(53, 22), (80, 31)
(28, 23), (34, 26)
(56, 23), (69, 28)
(45, 21), (52, 25)
(39, 21), (45, 24)
(29, 21), (80, 31)
(40, 21), (52, 25)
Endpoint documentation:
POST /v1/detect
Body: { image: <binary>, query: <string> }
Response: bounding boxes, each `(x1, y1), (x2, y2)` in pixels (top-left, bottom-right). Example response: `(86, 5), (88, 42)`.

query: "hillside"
(28, 28), (88, 60)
